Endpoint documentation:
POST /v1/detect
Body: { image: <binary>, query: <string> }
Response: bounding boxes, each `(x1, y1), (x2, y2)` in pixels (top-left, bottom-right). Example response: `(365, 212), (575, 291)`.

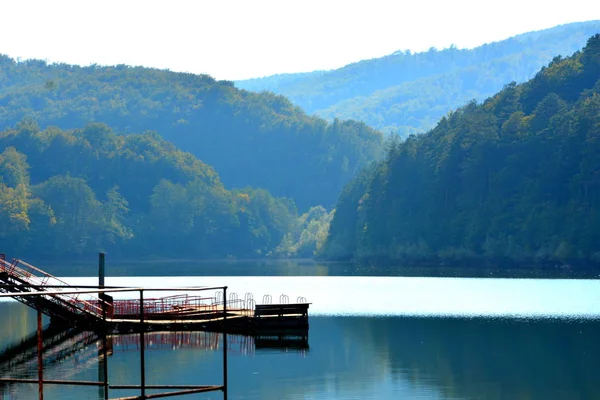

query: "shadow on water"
(0, 326), (98, 374)
(35, 258), (600, 279)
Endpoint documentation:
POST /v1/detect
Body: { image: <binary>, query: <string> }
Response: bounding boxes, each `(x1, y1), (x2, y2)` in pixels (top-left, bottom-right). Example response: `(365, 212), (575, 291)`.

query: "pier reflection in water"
(3, 300), (600, 400)
(0, 304), (308, 400)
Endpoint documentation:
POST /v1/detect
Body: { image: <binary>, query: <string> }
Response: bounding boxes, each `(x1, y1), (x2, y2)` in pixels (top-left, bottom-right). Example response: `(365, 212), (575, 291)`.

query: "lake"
(1, 260), (599, 399)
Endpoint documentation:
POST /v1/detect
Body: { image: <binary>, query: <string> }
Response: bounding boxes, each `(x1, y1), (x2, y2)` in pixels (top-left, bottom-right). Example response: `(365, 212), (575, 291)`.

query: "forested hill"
(0, 59), (383, 210)
(320, 34), (600, 266)
(236, 21), (600, 136)
(0, 121), (330, 260)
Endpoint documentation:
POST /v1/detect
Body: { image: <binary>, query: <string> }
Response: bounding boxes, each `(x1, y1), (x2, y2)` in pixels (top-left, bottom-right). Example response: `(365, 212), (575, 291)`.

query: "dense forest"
(237, 21), (600, 136)
(320, 35), (600, 266)
(0, 122), (331, 260)
(2, 25), (599, 264)
(0, 59), (383, 210)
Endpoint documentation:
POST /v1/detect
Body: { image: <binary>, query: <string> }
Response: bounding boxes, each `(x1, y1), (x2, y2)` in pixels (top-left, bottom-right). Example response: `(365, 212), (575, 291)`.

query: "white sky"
(0, 0), (598, 80)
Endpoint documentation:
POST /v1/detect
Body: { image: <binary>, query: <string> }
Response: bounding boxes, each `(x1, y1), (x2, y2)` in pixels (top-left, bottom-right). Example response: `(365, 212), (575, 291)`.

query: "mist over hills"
(236, 21), (600, 136)
(0, 48), (383, 259)
(0, 57), (383, 211)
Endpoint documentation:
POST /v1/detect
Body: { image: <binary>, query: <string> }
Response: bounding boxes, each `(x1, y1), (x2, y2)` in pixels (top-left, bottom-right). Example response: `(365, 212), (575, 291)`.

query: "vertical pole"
(98, 330), (109, 400)
(100, 252), (109, 399)
(37, 308), (43, 400)
(99, 252), (105, 290)
(102, 307), (109, 400)
(140, 289), (145, 399)
(223, 286), (228, 400)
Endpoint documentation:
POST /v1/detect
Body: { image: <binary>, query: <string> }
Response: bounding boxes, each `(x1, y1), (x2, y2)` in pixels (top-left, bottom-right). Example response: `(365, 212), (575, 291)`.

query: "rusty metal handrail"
(0, 286), (227, 297)
(1, 255), (230, 400)
(0, 258), (107, 317)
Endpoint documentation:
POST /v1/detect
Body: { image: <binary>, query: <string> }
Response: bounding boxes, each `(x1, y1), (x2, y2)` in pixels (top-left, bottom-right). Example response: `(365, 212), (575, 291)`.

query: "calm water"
(1, 261), (599, 399)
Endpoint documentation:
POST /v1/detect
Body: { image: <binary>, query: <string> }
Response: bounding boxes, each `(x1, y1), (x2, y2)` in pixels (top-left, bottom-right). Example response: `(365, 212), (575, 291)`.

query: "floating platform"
(0, 254), (310, 337)
(104, 302), (309, 335)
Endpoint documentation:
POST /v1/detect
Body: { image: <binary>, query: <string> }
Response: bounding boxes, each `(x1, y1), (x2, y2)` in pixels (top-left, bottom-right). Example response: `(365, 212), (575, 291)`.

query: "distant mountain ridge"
(236, 21), (600, 136)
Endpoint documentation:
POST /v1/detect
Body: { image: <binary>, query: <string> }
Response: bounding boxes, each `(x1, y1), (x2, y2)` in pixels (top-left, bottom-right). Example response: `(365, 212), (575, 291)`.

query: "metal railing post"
(37, 308), (44, 400)
(140, 289), (146, 399)
(101, 300), (109, 400)
(223, 286), (228, 400)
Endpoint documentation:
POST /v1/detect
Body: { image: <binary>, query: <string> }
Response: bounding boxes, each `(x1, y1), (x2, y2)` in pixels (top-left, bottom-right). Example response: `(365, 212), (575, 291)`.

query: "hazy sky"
(1, 0), (598, 80)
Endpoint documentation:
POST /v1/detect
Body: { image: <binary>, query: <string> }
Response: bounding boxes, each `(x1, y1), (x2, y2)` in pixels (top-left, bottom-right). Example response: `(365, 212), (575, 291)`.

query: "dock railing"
(0, 284), (230, 400)
(0, 257), (107, 319)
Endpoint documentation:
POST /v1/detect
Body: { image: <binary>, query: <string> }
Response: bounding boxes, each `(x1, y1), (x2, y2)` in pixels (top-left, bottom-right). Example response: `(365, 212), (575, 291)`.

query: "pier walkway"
(0, 255), (107, 325)
(0, 254), (310, 335)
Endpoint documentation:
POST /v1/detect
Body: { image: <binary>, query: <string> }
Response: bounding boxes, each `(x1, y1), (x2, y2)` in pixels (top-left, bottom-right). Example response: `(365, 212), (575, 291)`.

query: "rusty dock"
(0, 254), (310, 336)
(0, 253), (310, 399)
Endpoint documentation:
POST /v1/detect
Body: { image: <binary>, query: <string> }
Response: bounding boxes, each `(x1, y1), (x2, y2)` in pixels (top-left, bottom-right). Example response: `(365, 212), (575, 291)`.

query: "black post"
(140, 290), (145, 399)
(223, 286), (228, 400)
(99, 254), (111, 400)
(98, 253), (105, 290)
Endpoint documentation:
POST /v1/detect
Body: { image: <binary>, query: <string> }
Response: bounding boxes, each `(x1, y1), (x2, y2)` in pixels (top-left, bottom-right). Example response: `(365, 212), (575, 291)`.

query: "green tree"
(0, 147), (30, 187)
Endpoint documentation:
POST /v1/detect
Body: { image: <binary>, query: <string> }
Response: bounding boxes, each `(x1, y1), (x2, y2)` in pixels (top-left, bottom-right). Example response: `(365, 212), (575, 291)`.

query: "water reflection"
(2, 300), (599, 400)
(31, 258), (600, 279)
(0, 302), (48, 351)
(0, 326), (98, 379)
(339, 316), (600, 400)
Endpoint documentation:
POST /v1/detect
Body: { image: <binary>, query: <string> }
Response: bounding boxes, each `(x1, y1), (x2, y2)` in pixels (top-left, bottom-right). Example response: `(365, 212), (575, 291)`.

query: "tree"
(0, 147), (30, 187)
